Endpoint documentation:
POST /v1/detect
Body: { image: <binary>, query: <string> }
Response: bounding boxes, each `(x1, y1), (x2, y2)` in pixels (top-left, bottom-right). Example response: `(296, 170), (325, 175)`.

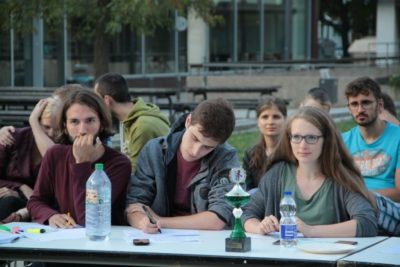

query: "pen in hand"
(142, 205), (162, 233)
(66, 212), (73, 227)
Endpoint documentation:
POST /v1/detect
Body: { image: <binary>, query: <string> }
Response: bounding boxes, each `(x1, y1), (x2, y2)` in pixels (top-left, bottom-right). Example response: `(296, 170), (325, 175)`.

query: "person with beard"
(342, 77), (400, 202)
(342, 77), (400, 236)
(28, 89), (131, 228)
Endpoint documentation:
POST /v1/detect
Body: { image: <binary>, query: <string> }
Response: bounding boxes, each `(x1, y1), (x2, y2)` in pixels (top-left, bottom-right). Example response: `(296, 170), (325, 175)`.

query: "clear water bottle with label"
(279, 191), (297, 247)
(85, 163), (111, 241)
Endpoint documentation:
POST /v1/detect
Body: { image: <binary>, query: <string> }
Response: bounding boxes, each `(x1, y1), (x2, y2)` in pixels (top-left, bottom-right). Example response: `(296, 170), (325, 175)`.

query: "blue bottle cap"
(283, 191), (292, 196)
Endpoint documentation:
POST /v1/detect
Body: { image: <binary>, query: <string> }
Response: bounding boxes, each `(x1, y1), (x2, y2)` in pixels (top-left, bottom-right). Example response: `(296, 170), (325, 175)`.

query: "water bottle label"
(86, 189), (98, 204)
(280, 224), (297, 240)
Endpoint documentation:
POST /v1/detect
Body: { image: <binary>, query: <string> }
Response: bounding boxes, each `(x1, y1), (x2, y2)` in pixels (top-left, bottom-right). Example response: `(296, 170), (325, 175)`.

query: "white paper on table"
(22, 228), (86, 242)
(4, 222), (85, 242)
(0, 232), (20, 244)
(380, 246), (400, 254)
(123, 229), (200, 243)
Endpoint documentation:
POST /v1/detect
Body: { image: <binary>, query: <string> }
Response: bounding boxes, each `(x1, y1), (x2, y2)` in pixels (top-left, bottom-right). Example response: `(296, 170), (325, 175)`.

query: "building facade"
(0, 0), (397, 87)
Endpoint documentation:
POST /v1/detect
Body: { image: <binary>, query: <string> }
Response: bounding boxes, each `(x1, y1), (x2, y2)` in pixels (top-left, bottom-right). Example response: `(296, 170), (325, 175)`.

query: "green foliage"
(228, 119), (356, 163)
(0, 0), (221, 36)
(0, 0), (221, 76)
(0, 0), (64, 34)
(319, 0), (377, 57)
(389, 74), (400, 90)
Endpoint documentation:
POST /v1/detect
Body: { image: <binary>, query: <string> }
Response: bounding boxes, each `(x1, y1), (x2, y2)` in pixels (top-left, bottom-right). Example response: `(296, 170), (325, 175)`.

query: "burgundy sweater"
(0, 127), (40, 191)
(27, 144), (131, 226)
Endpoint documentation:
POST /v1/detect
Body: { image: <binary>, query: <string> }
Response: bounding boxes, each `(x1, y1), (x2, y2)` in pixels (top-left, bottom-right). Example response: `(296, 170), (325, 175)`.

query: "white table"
(338, 237), (400, 266)
(0, 223), (388, 266)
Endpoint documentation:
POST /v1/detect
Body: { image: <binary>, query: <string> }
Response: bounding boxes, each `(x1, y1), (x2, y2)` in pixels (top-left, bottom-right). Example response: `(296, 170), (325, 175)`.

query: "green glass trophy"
(224, 167), (251, 252)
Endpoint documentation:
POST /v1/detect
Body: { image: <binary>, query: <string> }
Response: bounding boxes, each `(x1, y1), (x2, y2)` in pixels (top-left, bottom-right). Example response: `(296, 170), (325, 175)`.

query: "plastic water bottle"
(279, 191), (297, 247)
(85, 163), (111, 241)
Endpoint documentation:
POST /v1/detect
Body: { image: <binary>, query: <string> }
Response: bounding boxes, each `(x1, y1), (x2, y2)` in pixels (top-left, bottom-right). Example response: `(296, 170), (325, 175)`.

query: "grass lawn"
(228, 119), (357, 162)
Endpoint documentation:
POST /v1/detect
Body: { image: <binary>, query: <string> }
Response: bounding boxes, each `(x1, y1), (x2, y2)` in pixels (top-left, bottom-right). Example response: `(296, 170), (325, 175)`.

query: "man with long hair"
(28, 89), (131, 227)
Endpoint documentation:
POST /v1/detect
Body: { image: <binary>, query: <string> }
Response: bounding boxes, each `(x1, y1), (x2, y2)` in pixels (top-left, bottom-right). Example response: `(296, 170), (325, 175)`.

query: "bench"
(228, 98), (291, 118)
(0, 110), (31, 127)
(156, 101), (198, 123)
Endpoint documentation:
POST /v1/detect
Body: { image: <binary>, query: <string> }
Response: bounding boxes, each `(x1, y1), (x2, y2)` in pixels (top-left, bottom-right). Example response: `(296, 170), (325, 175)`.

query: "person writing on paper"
(242, 107), (377, 237)
(126, 98), (239, 233)
(0, 97), (59, 223)
(28, 90), (131, 228)
(243, 97), (287, 191)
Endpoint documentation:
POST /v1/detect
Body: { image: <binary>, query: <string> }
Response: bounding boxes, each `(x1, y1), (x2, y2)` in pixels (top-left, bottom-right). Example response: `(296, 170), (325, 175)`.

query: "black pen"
(142, 205), (162, 233)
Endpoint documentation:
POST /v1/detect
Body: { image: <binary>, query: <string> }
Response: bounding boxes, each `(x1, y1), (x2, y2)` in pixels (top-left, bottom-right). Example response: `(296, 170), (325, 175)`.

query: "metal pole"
(174, 11), (179, 73)
(259, 0), (264, 62)
(306, 0), (312, 60)
(32, 17), (44, 87)
(63, 1), (68, 84)
(141, 34), (145, 74)
(10, 26), (14, 87)
(233, 0), (238, 62)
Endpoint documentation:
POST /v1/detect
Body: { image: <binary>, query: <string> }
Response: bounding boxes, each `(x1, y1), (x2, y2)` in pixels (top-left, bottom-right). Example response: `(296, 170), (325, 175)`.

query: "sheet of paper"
(123, 229), (200, 243)
(23, 228), (86, 242)
(0, 232), (20, 244)
(3, 222), (85, 242)
(381, 246), (400, 254)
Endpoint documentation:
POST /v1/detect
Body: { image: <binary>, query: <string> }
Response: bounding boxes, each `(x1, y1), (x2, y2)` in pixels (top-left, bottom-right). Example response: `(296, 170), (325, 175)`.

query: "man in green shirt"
(94, 72), (170, 171)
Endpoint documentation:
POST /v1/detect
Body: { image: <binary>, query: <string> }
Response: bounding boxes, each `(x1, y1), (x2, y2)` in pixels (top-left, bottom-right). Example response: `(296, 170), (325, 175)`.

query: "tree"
(319, 0), (376, 58)
(0, 0), (220, 78)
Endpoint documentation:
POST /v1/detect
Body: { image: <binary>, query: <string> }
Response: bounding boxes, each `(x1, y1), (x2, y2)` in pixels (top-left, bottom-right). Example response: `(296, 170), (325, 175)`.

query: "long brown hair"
(55, 89), (114, 145)
(248, 97), (287, 184)
(268, 107), (374, 207)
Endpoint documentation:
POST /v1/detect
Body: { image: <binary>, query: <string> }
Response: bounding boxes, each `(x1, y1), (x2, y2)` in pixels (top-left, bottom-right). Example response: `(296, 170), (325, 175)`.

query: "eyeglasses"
(347, 100), (375, 110)
(289, 134), (323, 144)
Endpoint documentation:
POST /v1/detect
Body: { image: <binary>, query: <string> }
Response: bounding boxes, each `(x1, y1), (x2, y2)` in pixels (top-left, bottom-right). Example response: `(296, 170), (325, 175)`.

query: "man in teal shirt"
(342, 77), (400, 236)
(342, 77), (400, 202)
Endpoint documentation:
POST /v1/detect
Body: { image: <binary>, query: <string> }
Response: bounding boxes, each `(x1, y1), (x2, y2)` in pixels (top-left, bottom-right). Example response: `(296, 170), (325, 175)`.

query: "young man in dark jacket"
(126, 98), (239, 233)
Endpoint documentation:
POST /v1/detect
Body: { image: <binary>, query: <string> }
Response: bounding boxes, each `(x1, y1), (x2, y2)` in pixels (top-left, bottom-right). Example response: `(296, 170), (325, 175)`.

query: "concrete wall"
(186, 65), (400, 108)
(376, 0), (398, 57)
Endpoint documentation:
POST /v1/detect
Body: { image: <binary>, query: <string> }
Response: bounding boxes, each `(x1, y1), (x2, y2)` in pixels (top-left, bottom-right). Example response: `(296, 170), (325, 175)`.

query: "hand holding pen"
(142, 205), (162, 233)
(48, 212), (76, 229)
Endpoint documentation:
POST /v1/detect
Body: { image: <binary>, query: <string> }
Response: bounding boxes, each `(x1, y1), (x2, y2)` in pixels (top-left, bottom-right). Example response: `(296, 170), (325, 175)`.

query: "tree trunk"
(339, 4), (350, 58)
(93, 0), (110, 79)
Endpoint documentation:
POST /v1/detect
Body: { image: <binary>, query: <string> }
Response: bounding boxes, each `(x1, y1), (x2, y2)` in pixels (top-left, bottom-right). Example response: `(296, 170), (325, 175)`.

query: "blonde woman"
(0, 97), (59, 222)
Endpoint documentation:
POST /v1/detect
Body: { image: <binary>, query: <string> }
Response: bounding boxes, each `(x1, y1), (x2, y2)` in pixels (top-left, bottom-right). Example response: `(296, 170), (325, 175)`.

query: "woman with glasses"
(242, 107), (377, 237)
(243, 97), (287, 191)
